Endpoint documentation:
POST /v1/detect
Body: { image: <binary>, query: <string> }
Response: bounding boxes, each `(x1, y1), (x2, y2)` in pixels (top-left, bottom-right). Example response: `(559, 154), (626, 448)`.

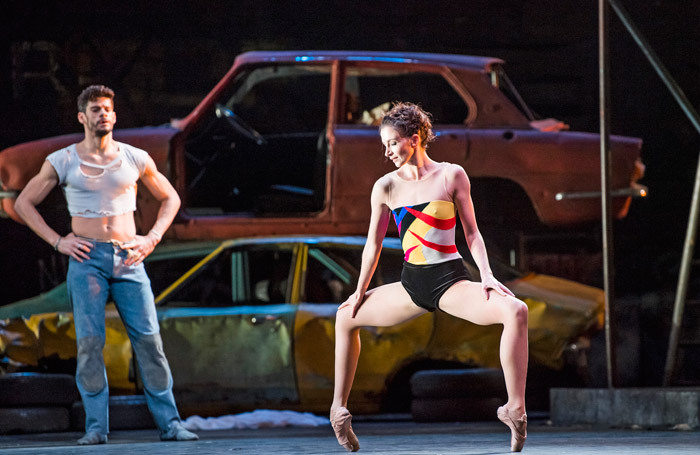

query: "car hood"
(430, 264), (605, 370)
(509, 272), (604, 369)
(508, 273), (605, 330)
(0, 283), (71, 320)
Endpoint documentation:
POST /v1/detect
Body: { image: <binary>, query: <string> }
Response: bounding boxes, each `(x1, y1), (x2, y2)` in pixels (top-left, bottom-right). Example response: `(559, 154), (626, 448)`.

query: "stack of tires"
(0, 373), (78, 434)
(410, 368), (507, 422)
(0, 372), (155, 434)
(70, 394), (155, 431)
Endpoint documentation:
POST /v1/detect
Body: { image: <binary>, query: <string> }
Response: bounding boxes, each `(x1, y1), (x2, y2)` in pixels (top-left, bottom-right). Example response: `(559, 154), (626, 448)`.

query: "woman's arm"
(341, 177), (392, 317)
(450, 165), (514, 299)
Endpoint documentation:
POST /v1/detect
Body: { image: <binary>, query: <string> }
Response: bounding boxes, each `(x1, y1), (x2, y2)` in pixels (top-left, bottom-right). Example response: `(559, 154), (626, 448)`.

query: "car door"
(177, 63), (334, 231)
(154, 241), (299, 409)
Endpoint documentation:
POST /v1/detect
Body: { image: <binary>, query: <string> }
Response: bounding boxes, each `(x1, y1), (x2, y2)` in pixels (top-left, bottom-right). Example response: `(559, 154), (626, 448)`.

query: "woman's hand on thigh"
(439, 281), (518, 326)
(481, 273), (515, 300)
(338, 289), (366, 318)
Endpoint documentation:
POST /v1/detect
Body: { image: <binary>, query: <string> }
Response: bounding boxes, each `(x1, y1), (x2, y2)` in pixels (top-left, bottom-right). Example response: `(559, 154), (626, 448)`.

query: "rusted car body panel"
(157, 304), (298, 406)
(0, 50), (644, 237)
(0, 236), (604, 415)
(463, 129), (643, 224)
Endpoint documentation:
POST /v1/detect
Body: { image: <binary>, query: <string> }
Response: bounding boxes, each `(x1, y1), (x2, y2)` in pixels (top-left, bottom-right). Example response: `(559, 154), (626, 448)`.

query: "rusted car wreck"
(0, 50), (645, 238)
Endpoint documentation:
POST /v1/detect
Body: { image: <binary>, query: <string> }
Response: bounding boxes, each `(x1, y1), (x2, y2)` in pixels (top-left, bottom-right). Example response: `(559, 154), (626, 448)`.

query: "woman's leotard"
(388, 164), (470, 311)
(392, 200), (461, 265)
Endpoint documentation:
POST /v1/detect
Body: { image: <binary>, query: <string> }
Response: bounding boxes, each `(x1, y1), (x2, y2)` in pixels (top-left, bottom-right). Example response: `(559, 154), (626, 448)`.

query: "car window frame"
(334, 61), (478, 127)
(174, 61), (336, 222)
(155, 241), (302, 308)
(299, 244), (360, 304)
(224, 63), (334, 134)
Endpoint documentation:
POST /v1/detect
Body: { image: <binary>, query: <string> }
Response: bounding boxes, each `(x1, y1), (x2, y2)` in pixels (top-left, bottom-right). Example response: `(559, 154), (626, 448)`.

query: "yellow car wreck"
(0, 236), (604, 416)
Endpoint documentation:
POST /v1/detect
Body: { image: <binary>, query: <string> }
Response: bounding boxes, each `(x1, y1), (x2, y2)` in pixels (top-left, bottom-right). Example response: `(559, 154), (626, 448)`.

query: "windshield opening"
(489, 65), (535, 121)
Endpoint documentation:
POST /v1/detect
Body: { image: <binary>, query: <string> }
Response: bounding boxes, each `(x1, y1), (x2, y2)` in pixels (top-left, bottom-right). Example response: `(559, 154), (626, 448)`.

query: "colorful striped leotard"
(392, 200), (462, 265)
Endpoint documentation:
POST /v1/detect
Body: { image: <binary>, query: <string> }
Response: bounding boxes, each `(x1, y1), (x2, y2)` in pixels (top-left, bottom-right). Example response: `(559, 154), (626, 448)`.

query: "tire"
(0, 407), (70, 434)
(411, 396), (503, 422)
(410, 368), (507, 400)
(70, 395), (155, 431)
(0, 373), (79, 406)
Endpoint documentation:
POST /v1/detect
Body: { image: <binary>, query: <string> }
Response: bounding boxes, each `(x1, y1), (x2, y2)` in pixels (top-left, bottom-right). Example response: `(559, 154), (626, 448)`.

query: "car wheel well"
(467, 177), (543, 262)
(470, 177), (540, 229)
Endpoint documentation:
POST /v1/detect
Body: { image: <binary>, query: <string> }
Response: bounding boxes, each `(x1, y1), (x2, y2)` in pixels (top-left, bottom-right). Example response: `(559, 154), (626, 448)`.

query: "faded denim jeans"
(67, 241), (181, 436)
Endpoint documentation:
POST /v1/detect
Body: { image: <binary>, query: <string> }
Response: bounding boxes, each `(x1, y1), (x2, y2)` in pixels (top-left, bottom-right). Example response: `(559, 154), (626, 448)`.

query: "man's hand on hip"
(121, 234), (159, 266)
(57, 232), (93, 263)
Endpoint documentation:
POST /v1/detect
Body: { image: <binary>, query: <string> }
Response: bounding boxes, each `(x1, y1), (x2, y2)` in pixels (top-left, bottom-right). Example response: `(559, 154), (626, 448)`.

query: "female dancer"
(330, 102), (529, 452)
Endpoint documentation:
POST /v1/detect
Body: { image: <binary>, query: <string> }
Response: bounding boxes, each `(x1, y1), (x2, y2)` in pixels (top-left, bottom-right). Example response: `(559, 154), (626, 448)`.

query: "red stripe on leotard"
(404, 206), (456, 230)
(408, 230), (458, 254)
(404, 245), (419, 262)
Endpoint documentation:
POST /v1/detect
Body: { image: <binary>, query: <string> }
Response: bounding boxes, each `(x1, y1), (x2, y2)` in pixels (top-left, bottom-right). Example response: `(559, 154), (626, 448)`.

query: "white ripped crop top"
(46, 142), (148, 218)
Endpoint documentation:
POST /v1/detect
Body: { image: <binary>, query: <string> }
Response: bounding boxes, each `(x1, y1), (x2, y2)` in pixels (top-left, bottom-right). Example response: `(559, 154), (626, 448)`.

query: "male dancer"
(15, 85), (198, 445)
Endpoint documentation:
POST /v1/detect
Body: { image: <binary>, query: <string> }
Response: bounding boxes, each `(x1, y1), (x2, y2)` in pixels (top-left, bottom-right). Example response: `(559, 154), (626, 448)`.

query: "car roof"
(151, 235), (402, 258)
(235, 51), (504, 72)
(223, 235), (402, 250)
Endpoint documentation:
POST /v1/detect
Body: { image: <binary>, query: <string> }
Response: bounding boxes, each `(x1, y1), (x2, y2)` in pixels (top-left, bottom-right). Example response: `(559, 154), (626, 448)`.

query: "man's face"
(78, 97), (116, 137)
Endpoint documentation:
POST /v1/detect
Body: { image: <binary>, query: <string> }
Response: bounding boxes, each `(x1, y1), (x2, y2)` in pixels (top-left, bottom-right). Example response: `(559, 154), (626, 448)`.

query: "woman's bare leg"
(439, 280), (528, 451)
(332, 282), (426, 410)
(330, 282), (425, 451)
(438, 280), (528, 414)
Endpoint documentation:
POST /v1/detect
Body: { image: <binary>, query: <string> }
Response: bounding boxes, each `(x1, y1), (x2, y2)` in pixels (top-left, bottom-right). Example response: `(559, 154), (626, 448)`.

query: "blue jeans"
(67, 241), (181, 435)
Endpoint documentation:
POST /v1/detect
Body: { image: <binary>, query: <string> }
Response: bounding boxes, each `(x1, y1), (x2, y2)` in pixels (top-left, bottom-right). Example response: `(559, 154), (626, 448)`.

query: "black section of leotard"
(400, 258), (471, 312)
(393, 202), (429, 240)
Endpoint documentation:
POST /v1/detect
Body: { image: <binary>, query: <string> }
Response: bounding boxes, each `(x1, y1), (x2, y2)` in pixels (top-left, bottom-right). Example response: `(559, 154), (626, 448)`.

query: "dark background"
(1, 0), (699, 383)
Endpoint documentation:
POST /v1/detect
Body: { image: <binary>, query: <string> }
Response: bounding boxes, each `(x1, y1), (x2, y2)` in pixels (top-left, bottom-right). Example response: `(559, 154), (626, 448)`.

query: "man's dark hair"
(77, 85), (115, 112)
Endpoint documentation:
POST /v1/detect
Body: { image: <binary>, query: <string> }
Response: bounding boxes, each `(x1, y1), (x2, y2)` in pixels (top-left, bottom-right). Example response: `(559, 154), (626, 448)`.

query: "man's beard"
(93, 123), (112, 137)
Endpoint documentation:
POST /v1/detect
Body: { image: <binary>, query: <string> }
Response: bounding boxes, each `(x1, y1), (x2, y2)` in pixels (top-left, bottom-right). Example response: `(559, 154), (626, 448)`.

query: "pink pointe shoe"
(497, 405), (527, 452)
(330, 407), (360, 452)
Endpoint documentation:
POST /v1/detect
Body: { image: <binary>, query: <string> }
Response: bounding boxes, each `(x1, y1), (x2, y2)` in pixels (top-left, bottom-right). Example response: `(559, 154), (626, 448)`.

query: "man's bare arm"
(15, 161), (63, 247)
(138, 155), (180, 240)
(120, 156), (180, 265)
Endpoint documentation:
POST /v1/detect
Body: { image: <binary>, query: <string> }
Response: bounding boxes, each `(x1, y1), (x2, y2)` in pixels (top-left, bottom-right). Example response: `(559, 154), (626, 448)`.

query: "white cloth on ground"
(182, 409), (330, 431)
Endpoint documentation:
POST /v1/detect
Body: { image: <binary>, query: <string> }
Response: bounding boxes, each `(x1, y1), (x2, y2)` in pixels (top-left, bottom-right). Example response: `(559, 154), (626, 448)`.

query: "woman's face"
(380, 126), (415, 168)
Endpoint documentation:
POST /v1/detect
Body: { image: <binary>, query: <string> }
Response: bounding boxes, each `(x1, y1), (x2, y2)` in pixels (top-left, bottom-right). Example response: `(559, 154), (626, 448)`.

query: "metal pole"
(663, 155), (700, 385)
(606, 0), (700, 387)
(608, 0), (700, 136)
(599, 0), (616, 389)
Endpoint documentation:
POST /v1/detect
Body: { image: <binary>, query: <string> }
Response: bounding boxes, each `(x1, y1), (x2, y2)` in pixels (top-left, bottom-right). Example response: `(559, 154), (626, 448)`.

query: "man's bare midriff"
(71, 212), (136, 242)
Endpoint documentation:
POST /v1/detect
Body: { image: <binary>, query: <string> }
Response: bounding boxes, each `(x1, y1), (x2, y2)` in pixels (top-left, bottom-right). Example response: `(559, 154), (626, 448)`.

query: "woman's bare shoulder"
(374, 172), (396, 190)
(442, 162), (468, 181)
(370, 173), (396, 206)
(442, 161), (464, 172)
